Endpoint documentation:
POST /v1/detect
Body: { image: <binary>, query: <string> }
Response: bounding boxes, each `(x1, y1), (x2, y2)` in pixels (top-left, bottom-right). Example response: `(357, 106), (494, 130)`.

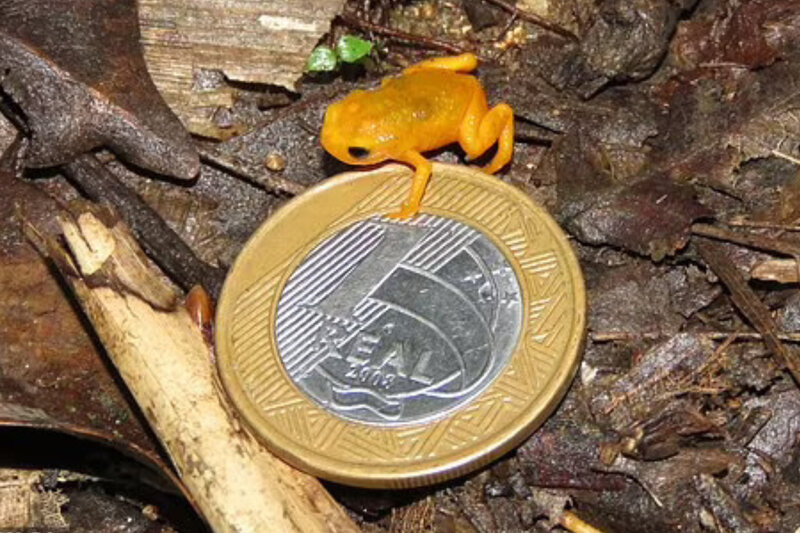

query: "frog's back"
(389, 69), (477, 105)
(376, 70), (483, 150)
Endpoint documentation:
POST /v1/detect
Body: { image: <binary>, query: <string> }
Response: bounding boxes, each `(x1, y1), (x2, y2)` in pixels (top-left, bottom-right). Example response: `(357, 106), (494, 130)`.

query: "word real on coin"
(215, 163), (586, 488)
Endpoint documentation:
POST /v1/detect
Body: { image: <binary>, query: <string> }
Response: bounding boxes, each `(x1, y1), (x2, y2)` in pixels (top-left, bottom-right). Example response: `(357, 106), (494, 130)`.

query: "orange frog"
(321, 53), (514, 218)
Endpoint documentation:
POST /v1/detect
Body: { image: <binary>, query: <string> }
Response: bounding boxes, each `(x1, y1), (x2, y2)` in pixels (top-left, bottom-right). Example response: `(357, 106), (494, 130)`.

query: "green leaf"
(336, 35), (373, 64)
(305, 46), (338, 72)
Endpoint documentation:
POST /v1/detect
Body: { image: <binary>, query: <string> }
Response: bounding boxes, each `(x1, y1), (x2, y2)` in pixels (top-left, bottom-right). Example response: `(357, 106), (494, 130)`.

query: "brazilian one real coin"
(215, 163), (586, 488)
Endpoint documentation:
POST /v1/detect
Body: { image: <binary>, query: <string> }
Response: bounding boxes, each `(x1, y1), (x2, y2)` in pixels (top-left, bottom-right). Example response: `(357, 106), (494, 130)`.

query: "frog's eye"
(348, 147), (371, 159)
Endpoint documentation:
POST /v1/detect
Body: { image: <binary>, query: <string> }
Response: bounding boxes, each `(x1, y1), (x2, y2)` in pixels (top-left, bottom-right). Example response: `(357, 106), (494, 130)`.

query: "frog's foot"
(403, 53), (478, 75)
(386, 202), (419, 219)
(389, 150), (430, 220)
(458, 98), (515, 175)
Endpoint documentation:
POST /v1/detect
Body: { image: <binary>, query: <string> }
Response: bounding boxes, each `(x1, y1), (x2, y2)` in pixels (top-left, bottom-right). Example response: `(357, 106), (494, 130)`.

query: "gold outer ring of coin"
(215, 163), (586, 489)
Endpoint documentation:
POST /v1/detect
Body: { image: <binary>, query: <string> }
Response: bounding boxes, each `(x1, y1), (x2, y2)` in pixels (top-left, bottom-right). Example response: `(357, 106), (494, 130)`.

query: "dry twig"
(337, 12), (471, 55)
(726, 217), (800, 232)
(591, 331), (800, 343)
(64, 154), (226, 296)
(696, 239), (800, 386)
(559, 510), (606, 533)
(482, 0), (578, 40)
(692, 223), (800, 257)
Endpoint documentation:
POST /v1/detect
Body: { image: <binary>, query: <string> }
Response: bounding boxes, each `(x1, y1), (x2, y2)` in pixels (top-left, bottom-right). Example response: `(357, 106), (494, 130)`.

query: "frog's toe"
(386, 203), (419, 219)
(468, 163), (493, 176)
(482, 158), (509, 175)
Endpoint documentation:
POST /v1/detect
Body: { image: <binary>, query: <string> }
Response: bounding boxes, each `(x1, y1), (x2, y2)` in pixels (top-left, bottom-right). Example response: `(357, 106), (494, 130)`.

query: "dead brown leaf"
(671, 0), (800, 70)
(651, 52), (800, 189)
(0, 0), (198, 179)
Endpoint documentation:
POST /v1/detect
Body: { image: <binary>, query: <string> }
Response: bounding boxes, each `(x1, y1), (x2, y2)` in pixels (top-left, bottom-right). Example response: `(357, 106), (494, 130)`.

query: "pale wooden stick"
(26, 210), (359, 533)
(751, 258), (800, 283)
(559, 510), (606, 533)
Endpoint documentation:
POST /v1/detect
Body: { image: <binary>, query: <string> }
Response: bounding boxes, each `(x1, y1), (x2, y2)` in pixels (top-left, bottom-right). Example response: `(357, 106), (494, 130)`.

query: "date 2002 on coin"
(215, 163), (586, 488)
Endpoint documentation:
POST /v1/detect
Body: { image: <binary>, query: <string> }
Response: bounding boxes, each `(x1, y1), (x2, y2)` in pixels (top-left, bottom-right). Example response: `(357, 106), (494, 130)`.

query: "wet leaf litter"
(0, 0), (799, 531)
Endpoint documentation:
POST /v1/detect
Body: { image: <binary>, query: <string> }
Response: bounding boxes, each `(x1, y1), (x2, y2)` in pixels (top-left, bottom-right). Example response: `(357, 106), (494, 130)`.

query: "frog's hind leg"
(403, 53), (478, 75)
(387, 150), (433, 219)
(458, 91), (514, 175)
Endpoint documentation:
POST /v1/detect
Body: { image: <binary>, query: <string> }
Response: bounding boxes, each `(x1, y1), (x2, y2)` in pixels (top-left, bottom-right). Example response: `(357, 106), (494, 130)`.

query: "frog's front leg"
(387, 150), (432, 219)
(403, 53), (478, 75)
(458, 92), (514, 174)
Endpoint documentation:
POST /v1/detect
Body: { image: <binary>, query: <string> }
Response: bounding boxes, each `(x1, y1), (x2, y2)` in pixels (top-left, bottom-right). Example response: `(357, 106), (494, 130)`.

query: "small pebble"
(264, 153), (286, 172)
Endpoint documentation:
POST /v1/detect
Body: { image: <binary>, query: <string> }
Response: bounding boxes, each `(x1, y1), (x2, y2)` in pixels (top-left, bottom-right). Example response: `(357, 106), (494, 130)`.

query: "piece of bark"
(651, 51), (800, 190)
(25, 210), (359, 533)
(462, 0), (499, 31)
(138, 0), (347, 136)
(0, 470), (67, 529)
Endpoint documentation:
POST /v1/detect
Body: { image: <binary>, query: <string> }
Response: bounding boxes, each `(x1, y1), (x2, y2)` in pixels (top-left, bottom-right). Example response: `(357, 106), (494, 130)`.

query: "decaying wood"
(56, 206), (179, 310)
(0, 470), (67, 530)
(25, 210), (359, 533)
(0, 470), (36, 530)
(138, 0), (346, 137)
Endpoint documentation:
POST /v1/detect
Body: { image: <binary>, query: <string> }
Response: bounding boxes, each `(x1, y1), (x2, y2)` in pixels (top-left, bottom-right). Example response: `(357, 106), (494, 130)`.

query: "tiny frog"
(321, 53), (514, 218)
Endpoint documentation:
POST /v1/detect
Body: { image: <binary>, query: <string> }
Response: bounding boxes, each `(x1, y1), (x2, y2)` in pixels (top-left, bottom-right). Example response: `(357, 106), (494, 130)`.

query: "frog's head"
(321, 92), (398, 166)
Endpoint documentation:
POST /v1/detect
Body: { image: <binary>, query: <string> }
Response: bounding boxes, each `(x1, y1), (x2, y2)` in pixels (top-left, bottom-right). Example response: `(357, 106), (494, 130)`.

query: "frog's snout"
(320, 103), (345, 158)
(322, 101), (376, 166)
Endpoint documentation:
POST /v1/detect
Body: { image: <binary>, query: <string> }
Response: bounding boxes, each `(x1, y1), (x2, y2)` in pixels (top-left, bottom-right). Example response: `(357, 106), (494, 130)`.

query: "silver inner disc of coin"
(274, 214), (523, 425)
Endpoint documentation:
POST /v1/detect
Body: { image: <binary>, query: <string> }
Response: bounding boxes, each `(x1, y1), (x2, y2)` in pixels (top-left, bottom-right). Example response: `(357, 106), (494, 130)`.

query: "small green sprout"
(305, 35), (374, 73)
(305, 45), (339, 73)
(335, 35), (373, 64)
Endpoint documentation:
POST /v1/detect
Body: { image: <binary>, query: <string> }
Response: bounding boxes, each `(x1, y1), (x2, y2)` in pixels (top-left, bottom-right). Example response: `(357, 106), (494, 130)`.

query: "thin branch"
(692, 223), (800, 257)
(482, 0), (578, 41)
(64, 154), (225, 297)
(591, 331), (800, 343)
(697, 239), (800, 386)
(726, 217), (800, 232)
(337, 12), (472, 55)
(771, 149), (800, 166)
(589, 331), (800, 343)
(559, 510), (606, 533)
